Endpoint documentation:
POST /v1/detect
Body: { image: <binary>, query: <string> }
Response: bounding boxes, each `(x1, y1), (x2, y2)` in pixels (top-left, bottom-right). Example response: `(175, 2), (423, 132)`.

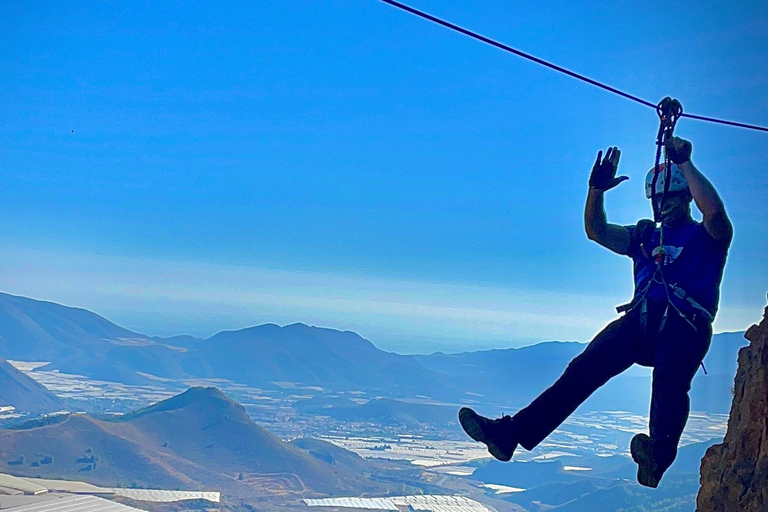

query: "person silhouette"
(459, 136), (732, 488)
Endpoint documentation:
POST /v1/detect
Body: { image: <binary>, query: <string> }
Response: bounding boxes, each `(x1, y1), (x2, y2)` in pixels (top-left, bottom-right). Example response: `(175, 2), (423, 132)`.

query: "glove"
(665, 136), (692, 164)
(589, 147), (628, 191)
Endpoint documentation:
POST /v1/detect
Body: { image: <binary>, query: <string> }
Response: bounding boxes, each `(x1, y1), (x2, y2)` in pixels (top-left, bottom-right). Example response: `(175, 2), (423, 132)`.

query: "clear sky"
(1, 0), (766, 353)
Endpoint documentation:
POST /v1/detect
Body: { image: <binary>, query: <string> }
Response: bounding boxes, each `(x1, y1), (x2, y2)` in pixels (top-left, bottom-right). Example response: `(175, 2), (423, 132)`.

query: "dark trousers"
(512, 305), (712, 474)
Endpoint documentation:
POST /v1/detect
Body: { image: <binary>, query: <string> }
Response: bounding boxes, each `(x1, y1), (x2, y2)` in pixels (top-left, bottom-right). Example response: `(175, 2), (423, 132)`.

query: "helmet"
(645, 163), (688, 199)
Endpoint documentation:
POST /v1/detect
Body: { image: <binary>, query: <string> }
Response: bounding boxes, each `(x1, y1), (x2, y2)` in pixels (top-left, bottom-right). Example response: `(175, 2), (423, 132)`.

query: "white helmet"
(645, 163), (689, 199)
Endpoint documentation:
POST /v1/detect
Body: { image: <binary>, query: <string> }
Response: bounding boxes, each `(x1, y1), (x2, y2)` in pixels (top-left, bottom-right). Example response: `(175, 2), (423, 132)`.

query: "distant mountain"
(0, 357), (63, 414)
(0, 292), (141, 359)
(417, 342), (587, 407)
(0, 387), (392, 496)
(151, 334), (205, 348)
(292, 395), (362, 414)
(181, 323), (458, 396)
(0, 292), (189, 384)
(0, 292), (747, 415)
(0, 292), (458, 394)
(295, 397), (458, 427)
(416, 331), (747, 414)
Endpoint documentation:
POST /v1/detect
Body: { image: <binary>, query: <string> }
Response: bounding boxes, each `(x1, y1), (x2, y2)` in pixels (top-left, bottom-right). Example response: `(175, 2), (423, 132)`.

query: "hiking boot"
(630, 433), (661, 488)
(459, 407), (517, 462)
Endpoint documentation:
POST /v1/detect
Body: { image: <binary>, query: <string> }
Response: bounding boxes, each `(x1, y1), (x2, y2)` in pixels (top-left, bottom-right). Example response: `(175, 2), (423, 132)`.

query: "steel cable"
(381, 0), (768, 133)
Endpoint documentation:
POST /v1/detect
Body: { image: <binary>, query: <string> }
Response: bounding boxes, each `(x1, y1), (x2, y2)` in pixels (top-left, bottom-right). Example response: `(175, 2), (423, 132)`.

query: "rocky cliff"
(697, 297), (768, 512)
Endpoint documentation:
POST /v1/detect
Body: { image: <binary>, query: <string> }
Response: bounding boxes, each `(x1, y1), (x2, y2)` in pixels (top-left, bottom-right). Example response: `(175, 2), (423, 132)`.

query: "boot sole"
(458, 407), (512, 462)
(630, 434), (660, 488)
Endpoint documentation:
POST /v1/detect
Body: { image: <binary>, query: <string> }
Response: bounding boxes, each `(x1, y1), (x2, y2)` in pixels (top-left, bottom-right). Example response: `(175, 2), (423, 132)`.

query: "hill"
(0, 387), (391, 497)
(0, 292), (189, 384)
(0, 356), (63, 414)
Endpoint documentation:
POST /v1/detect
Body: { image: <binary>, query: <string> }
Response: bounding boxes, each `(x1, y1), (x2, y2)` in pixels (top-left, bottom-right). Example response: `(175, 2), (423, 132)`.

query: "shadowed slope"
(0, 356), (63, 414)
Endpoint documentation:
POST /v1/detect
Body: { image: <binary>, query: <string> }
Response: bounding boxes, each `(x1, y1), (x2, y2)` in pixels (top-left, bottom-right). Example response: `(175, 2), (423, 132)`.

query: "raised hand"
(589, 147), (628, 191)
(665, 136), (692, 164)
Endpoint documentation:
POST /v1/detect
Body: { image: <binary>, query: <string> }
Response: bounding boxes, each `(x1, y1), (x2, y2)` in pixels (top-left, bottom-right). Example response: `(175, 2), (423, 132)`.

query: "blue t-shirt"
(626, 220), (728, 318)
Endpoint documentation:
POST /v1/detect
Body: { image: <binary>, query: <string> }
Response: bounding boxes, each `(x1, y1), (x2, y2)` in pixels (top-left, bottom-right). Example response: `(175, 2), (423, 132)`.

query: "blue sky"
(1, 0), (766, 353)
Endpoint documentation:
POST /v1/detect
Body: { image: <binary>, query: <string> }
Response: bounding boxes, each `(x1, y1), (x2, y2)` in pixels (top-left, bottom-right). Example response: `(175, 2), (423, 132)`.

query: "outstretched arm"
(585, 189), (631, 255)
(585, 147), (631, 255)
(667, 137), (733, 246)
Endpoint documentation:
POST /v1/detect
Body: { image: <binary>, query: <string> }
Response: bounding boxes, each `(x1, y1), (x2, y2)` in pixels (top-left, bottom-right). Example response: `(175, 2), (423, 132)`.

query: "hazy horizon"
(2, 0), (765, 353)
(0, 280), (751, 356)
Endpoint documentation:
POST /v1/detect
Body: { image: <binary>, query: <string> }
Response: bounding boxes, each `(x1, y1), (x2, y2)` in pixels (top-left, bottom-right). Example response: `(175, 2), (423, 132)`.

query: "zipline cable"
(380, 0), (768, 134)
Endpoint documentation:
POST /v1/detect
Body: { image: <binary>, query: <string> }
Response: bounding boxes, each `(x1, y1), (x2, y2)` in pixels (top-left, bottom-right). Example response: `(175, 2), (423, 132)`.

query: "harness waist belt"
(616, 284), (714, 325)
(668, 283), (714, 323)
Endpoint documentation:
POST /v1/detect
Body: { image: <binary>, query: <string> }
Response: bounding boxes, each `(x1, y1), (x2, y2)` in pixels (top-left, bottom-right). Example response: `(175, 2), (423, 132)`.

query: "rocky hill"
(698, 297), (768, 511)
(0, 387), (392, 498)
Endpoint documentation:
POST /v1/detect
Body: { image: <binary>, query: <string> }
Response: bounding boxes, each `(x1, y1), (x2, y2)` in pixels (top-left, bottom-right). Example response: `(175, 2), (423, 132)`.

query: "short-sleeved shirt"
(625, 220), (728, 318)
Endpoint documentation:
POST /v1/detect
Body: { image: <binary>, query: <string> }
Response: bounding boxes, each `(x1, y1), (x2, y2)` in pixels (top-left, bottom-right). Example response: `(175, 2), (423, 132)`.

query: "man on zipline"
(459, 136), (732, 488)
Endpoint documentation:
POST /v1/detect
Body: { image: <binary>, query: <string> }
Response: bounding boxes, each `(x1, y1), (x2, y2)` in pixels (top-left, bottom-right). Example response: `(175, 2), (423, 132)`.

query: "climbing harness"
(614, 97), (713, 373)
(646, 98), (704, 332)
(618, 98), (687, 317)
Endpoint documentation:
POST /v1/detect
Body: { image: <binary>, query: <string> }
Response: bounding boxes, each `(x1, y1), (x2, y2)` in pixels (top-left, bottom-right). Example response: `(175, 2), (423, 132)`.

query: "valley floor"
(4, 361), (727, 512)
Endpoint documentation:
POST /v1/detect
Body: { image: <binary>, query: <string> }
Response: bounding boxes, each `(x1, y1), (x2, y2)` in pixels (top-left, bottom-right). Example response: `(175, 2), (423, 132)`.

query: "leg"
(648, 312), (712, 476)
(512, 314), (642, 450)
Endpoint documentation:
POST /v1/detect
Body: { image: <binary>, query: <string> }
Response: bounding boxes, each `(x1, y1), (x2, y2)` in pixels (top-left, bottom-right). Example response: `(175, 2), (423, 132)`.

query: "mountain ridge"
(0, 291), (748, 415)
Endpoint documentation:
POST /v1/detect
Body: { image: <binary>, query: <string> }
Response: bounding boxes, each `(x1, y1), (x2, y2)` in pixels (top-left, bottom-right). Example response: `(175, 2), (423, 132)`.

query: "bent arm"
(585, 188), (631, 255)
(678, 161), (733, 245)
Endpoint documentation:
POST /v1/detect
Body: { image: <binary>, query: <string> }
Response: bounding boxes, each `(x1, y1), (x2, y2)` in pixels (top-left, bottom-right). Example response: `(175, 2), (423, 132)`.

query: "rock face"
(698, 297), (768, 512)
